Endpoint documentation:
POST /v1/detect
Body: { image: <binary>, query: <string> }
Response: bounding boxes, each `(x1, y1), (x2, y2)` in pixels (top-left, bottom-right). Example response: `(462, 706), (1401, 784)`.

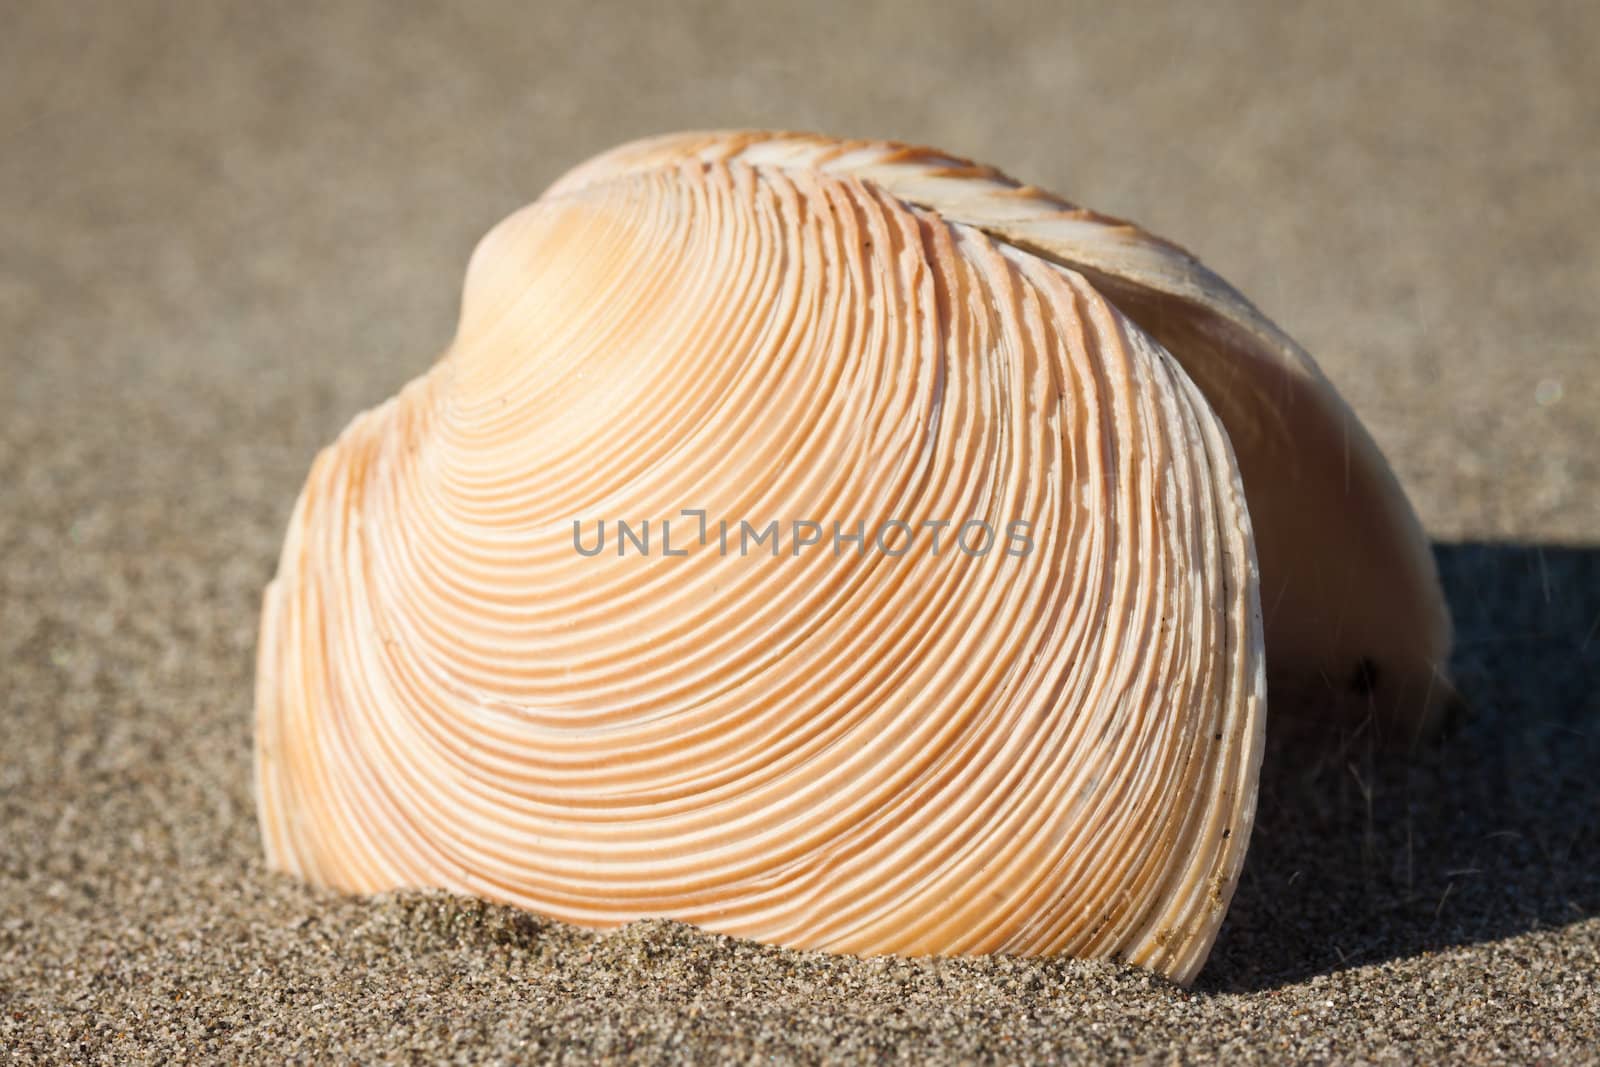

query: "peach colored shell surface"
(254, 131), (1451, 985)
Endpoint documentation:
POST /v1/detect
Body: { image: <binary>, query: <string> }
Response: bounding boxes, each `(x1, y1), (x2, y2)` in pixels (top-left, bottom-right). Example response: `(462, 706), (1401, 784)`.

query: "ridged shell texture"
(259, 133), (1296, 984)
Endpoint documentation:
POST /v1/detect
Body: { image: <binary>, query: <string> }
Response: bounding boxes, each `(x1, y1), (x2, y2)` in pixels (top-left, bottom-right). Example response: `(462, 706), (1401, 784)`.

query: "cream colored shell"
(257, 131), (1449, 985)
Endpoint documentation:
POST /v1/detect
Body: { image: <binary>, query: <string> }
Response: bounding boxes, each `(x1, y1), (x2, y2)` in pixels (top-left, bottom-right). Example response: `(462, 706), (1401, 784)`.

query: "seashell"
(255, 131), (1451, 984)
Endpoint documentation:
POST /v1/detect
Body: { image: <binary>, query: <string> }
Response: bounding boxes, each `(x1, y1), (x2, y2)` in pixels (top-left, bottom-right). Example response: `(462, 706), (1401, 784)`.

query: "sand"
(2, 1), (1597, 1062)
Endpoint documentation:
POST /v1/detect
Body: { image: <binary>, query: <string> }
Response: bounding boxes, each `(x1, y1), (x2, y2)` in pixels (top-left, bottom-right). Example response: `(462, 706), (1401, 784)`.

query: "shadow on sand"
(1199, 541), (1600, 993)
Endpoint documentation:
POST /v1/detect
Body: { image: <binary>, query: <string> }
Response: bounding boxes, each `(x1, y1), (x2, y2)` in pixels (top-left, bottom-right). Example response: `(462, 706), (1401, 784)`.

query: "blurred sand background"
(2, 1), (1597, 1061)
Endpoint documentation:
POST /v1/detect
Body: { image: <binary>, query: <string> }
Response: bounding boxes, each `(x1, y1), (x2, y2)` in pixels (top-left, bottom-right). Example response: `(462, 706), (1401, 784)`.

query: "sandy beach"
(2, 1), (1597, 1061)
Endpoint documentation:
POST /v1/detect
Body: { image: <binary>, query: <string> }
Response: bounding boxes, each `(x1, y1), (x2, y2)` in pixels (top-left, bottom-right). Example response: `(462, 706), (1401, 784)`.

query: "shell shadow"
(1197, 540), (1600, 993)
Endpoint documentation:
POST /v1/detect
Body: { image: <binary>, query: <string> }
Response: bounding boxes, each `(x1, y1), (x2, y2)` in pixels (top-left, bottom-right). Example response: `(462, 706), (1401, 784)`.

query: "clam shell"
(257, 131), (1447, 984)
